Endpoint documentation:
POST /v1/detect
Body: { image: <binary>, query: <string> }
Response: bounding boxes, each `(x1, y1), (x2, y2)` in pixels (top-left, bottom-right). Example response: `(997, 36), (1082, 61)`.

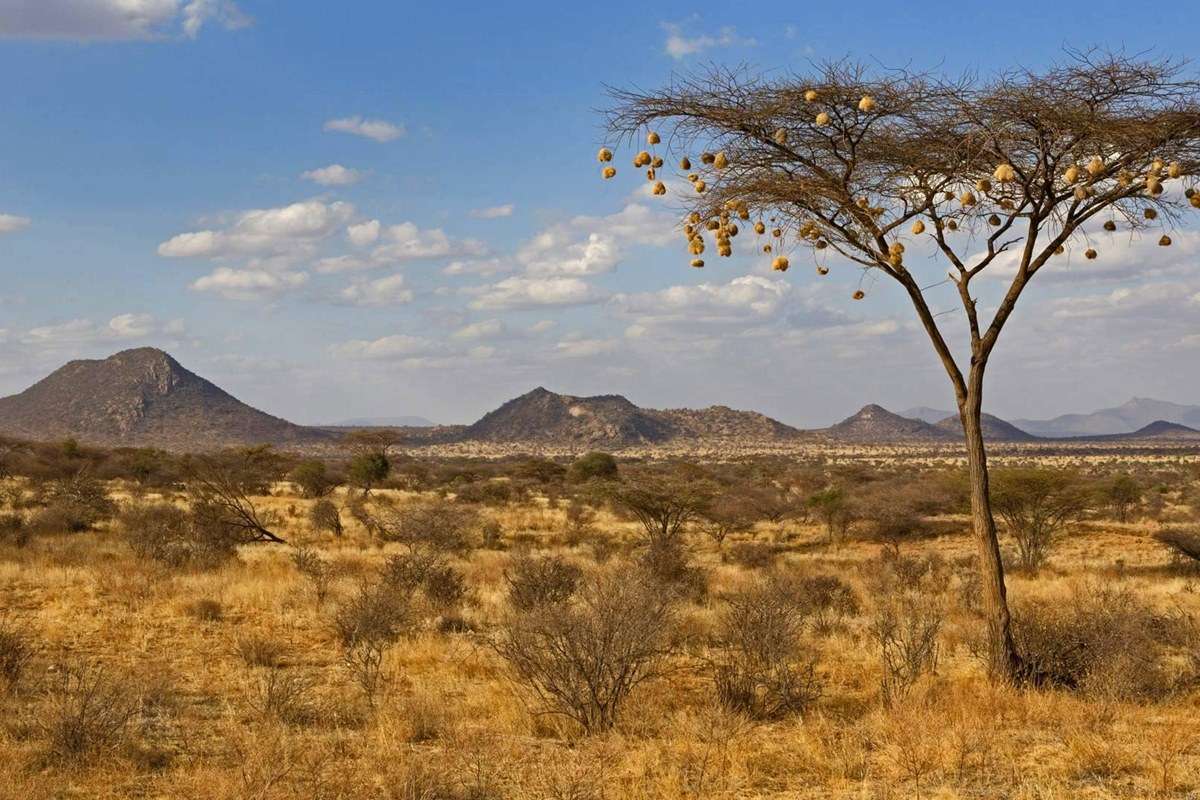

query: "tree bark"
(959, 365), (1024, 682)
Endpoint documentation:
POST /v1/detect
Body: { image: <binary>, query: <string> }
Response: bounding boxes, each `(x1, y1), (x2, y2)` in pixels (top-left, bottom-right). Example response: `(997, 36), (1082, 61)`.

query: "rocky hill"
(461, 387), (804, 447)
(0, 348), (336, 450)
(933, 412), (1037, 442)
(826, 404), (957, 442)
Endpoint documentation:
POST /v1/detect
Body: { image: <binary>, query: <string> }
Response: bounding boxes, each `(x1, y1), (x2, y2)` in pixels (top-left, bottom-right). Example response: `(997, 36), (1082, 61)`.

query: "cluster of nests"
(596, 92), (1197, 299)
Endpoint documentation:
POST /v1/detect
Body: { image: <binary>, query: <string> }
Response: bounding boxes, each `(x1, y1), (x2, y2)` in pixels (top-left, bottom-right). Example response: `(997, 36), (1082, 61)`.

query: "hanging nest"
(852, 290), (866, 300)
(652, 181), (666, 196)
(960, 191), (977, 207)
(728, 224), (739, 237)
(713, 152), (729, 169)
(815, 112), (830, 126)
(999, 198), (1015, 211)
(688, 212), (702, 224)
(680, 157), (692, 170)
(1144, 208), (1159, 220)
(772, 228), (783, 238)
(700, 152), (716, 165)
(773, 128), (788, 144)
(816, 266), (830, 275)
(694, 181), (707, 193)
(804, 89), (819, 102)
(688, 173), (699, 183)
(943, 191), (955, 201)
(1074, 186), (1091, 201)
(1168, 162), (1183, 179)
(1084, 248), (1098, 260)
(1151, 158), (1165, 174)
(815, 239), (828, 250)
(987, 214), (1001, 226)
(1054, 245), (1066, 255)
(763, 244), (772, 253)
(633, 151), (651, 167)
(1087, 156), (1105, 177)
(772, 256), (789, 272)
(651, 156), (663, 169)
(993, 163), (1017, 183)
(646, 168), (656, 181)
(597, 148), (613, 163)
(647, 131), (661, 145)
(601, 166), (616, 179)
(976, 178), (992, 193)
(691, 258), (704, 268)
(911, 220), (926, 235)
(1103, 220), (1117, 232)
(1117, 171), (1133, 187)
(754, 221), (766, 235)
(858, 95), (876, 112)
(1146, 177), (1163, 196)
(1159, 235), (1173, 247)
(888, 253), (903, 267)
(718, 245), (732, 257)
(1191, 194), (1200, 209)
(946, 219), (959, 231)
(888, 241), (905, 256)
(1064, 165), (1081, 184)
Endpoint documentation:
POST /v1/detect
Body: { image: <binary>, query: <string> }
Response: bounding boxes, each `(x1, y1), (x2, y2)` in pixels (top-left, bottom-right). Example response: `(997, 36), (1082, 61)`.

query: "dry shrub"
(333, 572), (417, 702)
(308, 498), (343, 537)
(1155, 529), (1200, 568)
(0, 617), (36, 693)
(870, 590), (943, 706)
(725, 540), (779, 570)
(122, 503), (238, 570)
(710, 575), (822, 720)
(561, 499), (596, 547)
(504, 553), (582, 611)
(1012, 584), (1179, 699)
(640, 538), (708, 601)
(785, 573), (861, 634)
(292, 546), (336, 606)
(248, 669), (319, 725)
(376, 499), (479, 554)
(184, 598), (224, 623)
(40, 665), (139, 763)
(0, 512), (29, 547)
(33, 473), (117, 533)
(234, 634), (288, 669)
(494, 568), (675, 733)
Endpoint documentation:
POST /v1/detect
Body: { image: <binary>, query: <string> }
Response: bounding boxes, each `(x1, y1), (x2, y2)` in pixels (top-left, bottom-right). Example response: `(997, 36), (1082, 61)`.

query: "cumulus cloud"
(0, 0), (250, 41)
(515, 203), (674, 277)
(190, 267), (308, 300)
(20, 313), (180, 347)
(442, 258), (513, 277)
(301, 164), (363, 187)
(339, 273), (414, 307)
(158, 200), (354, 259)
(614, 275), (794, 321)
(370, 222), (487, 263)
(470, 204), (515, 219)
(661, 21), (755, 59)
(333, 334), (439, 361)
(0, 214), (30, 234)
(452, 319), (506, 340)
(323, 116), (405, 143)
(468, 276), (607, 311)
(346, 219), (381, 247)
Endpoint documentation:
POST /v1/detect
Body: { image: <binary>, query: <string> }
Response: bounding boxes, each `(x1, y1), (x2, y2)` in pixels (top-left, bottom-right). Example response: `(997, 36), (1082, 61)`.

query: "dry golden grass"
(1, 467), (1198, 800)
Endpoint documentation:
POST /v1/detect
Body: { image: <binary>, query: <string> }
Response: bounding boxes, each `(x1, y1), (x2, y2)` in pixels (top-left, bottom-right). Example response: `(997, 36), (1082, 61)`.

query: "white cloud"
(370, 222), (486, 263)
(1049, 281), (1199, 321)
(452, 319), (506, 340)
(314, 255), (370, 274)
(347, 219), (381, 247)
(339, 273), (414, 307)
(0, 0), (249, 41)
(615, 275), (794, 321)
(555, 338), (619, 358)
(443, 258), (513, 277)
(301, 164), (363, 187)
(661, 21), (755, 59)
(190, 267), (308, 300)
(0, 214), (30, 234)
(333, 334), (438, 361)
(323, 116), (405, 143)
(468, 276), (607, 311)
(470, 204), (514, 219)
(515, 203), (674, 277)
(20, 313), (177, 347)
(158, 200), (354, 259)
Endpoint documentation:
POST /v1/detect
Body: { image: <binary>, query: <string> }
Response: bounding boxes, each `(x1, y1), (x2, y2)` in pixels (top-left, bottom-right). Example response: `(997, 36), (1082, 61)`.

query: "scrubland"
(1, 443), (1199, 799)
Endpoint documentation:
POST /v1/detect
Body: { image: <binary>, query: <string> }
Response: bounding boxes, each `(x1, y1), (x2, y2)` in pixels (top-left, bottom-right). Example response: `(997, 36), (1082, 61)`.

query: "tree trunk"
(959, 368), (1024, 682)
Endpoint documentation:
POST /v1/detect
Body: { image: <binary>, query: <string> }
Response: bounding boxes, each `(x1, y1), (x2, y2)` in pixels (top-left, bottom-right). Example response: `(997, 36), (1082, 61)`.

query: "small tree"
(991, 469), (1087, 571)
(699, 491), (758, 550)
(291, 459), (335, 499)
(566, 451), (619, 483)
(186, 454), (285, 544)
(1102, 474), (1142, 523)
(347, 451), (390, 497)
(603, 475), (713, 547)
(807, 487), (853, 545)
(601, 53), (1200, 680)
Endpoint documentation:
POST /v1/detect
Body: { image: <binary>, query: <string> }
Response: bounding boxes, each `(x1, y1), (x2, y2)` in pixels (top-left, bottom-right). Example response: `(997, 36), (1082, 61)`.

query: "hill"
(933, 413), (1037, 442)
(1014, 397), (1200, 437)
(826, 404), (956, 442)
(460, 387), (804, 447)
(0, 348), (336, 450)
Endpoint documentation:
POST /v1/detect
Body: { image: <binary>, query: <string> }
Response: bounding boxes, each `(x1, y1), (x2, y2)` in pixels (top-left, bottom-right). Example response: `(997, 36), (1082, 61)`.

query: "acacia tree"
(601, 53), (1200, 681)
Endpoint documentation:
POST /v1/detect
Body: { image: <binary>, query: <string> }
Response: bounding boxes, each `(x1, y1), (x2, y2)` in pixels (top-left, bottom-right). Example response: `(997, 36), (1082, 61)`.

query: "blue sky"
(2, 0), (1199, 426)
